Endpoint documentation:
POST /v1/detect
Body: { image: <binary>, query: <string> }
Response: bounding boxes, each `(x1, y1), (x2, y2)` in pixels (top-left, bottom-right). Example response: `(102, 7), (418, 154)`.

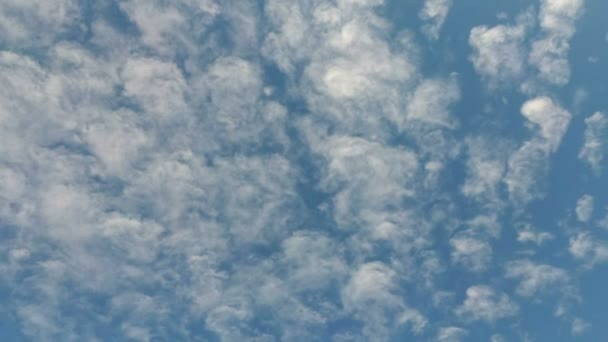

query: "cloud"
(461, 137), (509, 206)
(121, 57), (188, 120)
(420, 0), (453, 40)
(517, 229), (554, 245)
(569, 233), (608, 267)
(0, 0), (79, 48)
(520, 96), (572, 152)
(305, 133), (419, 233)
(455, 285), (519, 322)
(0, 0), (604, 340)
(281, 231), (347, 291)
(491, 334), (507, 342)
(118, 0), (220, 56)
(469, 13), (532, 86)
(450, 237), (492, 272)
(342, 262), (426, 339)
(505, 260), (571, 297)
(575, 194), (594, 223)
(529, 0), (585, 85)
(579, 112), (607, 175)
(406, 77), (460, 129)
(571, 318), (591, 335)
(436, 326), (468, 342)
(504, 97), (571, 204)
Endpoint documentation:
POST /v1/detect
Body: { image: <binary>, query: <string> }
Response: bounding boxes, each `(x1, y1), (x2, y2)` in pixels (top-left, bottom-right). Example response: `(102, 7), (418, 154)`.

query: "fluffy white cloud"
(469, 14), (531, 85)
(517, 229), (554, 245)
(505, 260), (571, 297)
(450, 237), (492, 272)
(121, 57), (188, 120)
(529, 0), (585, 85)
(455, 285), (518, 322)
(520, 96), (572, 152)
(461, 137), (508, 205)
(505, 97), (571, 204)
(307, 133), (419, 233)
(1, 0), (603, 340)
(0, 0), (79, 48)
(343, 262), (426, 339)
(406, 77), (460, 129)
(576, 194), (594, 223)
(569, 233), (608, 266)
(579, 112), (607, 175)
(119, 0), (219, 56)
(420, 0), (452, 40)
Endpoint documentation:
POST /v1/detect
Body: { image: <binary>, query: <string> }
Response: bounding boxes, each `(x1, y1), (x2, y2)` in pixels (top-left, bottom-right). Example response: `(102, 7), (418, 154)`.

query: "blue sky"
(1, 0), (607, 341)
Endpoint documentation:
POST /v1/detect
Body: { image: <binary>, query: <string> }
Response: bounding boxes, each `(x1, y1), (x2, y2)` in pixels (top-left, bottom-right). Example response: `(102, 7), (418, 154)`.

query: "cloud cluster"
(0, 0), (600, 340)
(469, 0), (585, 89)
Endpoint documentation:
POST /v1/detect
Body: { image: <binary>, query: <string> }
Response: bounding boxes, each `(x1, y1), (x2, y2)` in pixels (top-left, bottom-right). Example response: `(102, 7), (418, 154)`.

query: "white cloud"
(308, 134), (419, 232)
(455, 285), (518, 322)
(437, 326), (468, 342)
(576, 194), (594, 223)
(571, 318), (591, 335)
(1, 0), (601, 340)
(504, 97), (572, 204)
(517, 229), (554, 245)
(420, 0), (453, 40)
(0, 0), (79, 48)
(450, 237), (492, 272)
(469, 13), (531, 85)
(579, 112), (607, 175)
(520, 96), (572, 152)
(281, 231), (347, 291)
(569, 233), (608, 266)
(598, 209), (608, 230)
(343, 262), (426, 339)
(505, 260), (571, 297)
(406, 77), (460, 129)
(461, 137), (508, 205)
(121, 57), (188, 120)
(119, 0), (219, 56)
(529, 0), (585, 85)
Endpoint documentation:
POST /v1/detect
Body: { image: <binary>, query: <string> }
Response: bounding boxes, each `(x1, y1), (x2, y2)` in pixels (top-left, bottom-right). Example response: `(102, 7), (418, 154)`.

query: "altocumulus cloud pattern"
(1, 0), (608, 341)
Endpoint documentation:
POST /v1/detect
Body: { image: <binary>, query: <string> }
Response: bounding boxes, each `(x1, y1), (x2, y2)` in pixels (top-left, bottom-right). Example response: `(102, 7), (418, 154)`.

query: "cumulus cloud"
(461, 137), (509, 206)
(529, 0), (585, 85)
(406, 76), (460, 129)
(504, 97), (571, 204)
(450, 237), (492, 272)
(517, 229), (554, 245)
(0, 0), (604, 340)
(579, 112), (607, 175)
(569, 233), (608, 267)
(469, 12), (532, 85)
(455, 285), (519, 322)
(505, 260), (571, 297)
(0, 0), (79, 48)
(420, 0), (453, 40)
(575, 194), (594, 223)
(342, 262), (426, 339)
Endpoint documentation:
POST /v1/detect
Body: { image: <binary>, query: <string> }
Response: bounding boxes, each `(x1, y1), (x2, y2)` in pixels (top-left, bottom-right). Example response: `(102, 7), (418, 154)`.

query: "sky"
(0, 0), (608, 341)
